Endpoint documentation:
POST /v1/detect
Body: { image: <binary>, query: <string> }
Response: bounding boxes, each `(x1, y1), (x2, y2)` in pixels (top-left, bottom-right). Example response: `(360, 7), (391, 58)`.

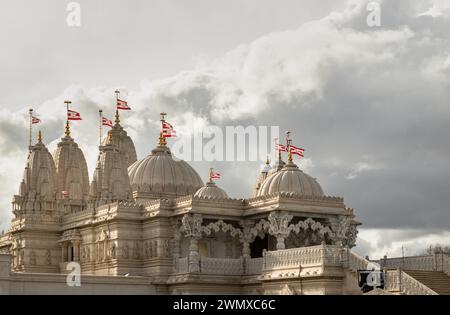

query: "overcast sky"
(1, 0), (450, 258)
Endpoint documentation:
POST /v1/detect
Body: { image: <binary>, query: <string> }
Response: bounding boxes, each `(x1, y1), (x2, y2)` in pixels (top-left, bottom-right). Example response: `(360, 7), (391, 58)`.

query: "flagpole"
(114, 90), (120, 126)
(159, 112), (167, 147)
(209, 168), (213, 183)
(29, 108), (33, 151)
(99, 109), (103, 146)
(64, 100), (72, 137)
(285, 131), (292, 162)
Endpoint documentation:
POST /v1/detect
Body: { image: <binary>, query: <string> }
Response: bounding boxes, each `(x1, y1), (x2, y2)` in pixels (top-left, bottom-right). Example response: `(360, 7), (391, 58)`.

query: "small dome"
(256, 161), (324, 197)
(102, 125), (137, 168)
(90, 137), (131, 206)
(194, 181), (228, 199)
(53, 135), (90, 203)
(18, 138), (57, 201)
(128, 146), (203, 200)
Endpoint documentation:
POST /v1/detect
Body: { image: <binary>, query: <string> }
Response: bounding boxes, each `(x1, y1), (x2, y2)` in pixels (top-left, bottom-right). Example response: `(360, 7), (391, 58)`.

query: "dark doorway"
(69, 246), (74, 262)
(250, 235), (268, 258)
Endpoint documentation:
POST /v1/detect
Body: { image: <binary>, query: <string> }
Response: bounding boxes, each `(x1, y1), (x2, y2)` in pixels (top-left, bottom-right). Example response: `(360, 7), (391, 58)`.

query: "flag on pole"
(31, 116), (41, 124)
(210, 171), (221, 179)
(289, 145), (305, 157)
(162, 121), (177, 138)
(117, 99), (131, 110)
(275, 143), (287, 152)
(102, 117), (113, 128)
(67, 109), (82, 121)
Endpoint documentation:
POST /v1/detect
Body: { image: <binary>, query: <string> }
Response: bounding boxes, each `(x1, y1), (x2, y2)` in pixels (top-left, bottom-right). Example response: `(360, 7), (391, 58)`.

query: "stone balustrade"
(384, 269), (438, 295)
(443, 254), (450, 276)
(246, 257), (263, 275)
(174, 257), (189, 274)
(199, 257), (243, 275)
(173, 244), (349, 275)
(381, 255), (435, 271)
(263, 244), (343, 271)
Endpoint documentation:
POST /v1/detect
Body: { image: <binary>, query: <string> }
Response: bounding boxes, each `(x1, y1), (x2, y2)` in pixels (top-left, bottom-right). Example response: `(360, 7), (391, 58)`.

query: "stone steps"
(404, 270), (450, 295)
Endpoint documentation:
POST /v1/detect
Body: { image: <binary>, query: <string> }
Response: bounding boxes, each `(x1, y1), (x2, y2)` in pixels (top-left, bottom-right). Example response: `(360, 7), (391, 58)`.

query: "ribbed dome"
(256, 161), (324, 197)
(128, 146), (203, 200)
(194, 181), (228, 199)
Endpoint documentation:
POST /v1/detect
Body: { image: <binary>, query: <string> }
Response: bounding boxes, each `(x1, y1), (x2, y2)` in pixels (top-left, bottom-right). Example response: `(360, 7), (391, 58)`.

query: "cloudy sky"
(1, 0), (450, 259)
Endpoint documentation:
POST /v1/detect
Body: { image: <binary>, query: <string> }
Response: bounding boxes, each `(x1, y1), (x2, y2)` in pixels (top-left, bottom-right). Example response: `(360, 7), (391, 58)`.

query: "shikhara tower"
(0, 110), (367, 295)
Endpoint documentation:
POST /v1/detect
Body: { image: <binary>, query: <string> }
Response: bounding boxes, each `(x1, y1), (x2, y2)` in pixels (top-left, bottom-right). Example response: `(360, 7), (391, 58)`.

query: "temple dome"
(53, 135), (90, 204)
(102, 124), (137, 168)
(89, 136), (132, 207)
(128, 146), (203, 200)
(194, 181), (228, 199)
(18, 135), (57, 202)
(256, 161), (324, 197)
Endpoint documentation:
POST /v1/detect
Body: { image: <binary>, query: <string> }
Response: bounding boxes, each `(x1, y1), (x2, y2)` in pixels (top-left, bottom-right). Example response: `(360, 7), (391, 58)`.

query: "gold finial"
(159, 132), (167, 147)
(38, 130), (43, 143)
(65, 121), (71, 137)
(115, 109), (120, 126)
(114, 90), (120, 126)
(108, 131), (113, 143)
(158, 113), (168, 147)
(64, 100), (72, 137)
(209, 168), (213, 182)
(285, 131), (293, 163)
(266, 156), (270, 165)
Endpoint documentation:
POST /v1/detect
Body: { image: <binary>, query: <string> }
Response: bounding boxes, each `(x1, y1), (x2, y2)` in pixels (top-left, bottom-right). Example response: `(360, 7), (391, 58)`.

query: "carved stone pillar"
(73, 240), (80, 262)
(180, 214), (203, 273)
(268, 212), (293, 250)
(240, 220), (255, 259)
(61, 243), (68, 262)
(172, 219), (181, 272)
(330, 216), (358, 248)
(189, 238), (199, 273)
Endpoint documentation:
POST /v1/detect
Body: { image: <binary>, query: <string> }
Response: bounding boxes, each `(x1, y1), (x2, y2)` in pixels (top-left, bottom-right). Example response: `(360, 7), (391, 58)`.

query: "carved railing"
(174, 257), (189, 274)
(443, 254), (450, 276)
(199, 257), (243, 275)
(385, 269), (437, 295)
(381, 255), (435, 271)
(263, 244), (342, 270)
(343, 248), (377, 272)
(246, 258), (263, 275)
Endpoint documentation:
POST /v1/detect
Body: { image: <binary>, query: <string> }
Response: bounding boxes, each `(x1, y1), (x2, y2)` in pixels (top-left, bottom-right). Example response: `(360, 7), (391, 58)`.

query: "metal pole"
(28, 108), (33, 151)
(99, 109), (103, 146)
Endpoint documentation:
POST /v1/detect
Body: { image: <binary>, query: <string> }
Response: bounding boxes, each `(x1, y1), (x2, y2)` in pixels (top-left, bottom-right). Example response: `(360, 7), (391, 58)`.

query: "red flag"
(289, 145), (305, 157)
(67, 109), (82, 121)
(102, 117), (113, 128)
(275, 143), (287, 152)
(31, 116), (41, 124)
(162, 129), (177, 138)
(117, 99), (131, 110)
(210, 172), (221, 179)
(162, 121), (177, 138)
